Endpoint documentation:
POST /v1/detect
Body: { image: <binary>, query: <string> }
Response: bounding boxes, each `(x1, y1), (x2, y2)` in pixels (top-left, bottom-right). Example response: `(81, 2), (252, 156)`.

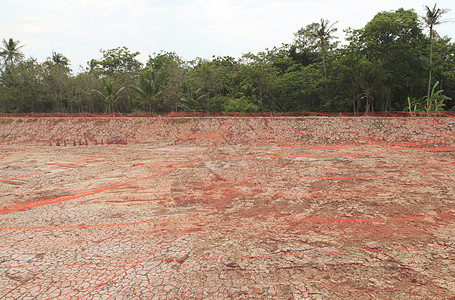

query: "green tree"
(45, 52), (70, 69)
(180, 81), (207, 112)
(322, 46), (360, 112)
(239, 51), (281, 111)
(0, 38), (25, 65)
(146, 51), (188, 111)
(356, 59), (389, 113)
(295, 19), (338, 88)
(92, 78), (125, 113)
(190, 56), (243, 101)
(132, 68), (162, 114)
(434, 38), (455, 109)
(423, 4), (451, 98)
(0, 58), (51, 112)
(70, 72), (104, 113)
(89, 46), (142, 76)
(349, 8), (428, 108)
(42, 61), (72, 112)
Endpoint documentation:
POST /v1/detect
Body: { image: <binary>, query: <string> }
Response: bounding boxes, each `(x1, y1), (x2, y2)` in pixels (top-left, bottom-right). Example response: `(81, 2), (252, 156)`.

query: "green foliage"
(132, 68), (162, 113)
(45, 52), (70, 69)
(295, 19), (338, 54)
(423, 81), (452, 111)
(406, 97), (421, 114)
(0, 38), (25, 65)
(295, 18), (338, 94)
(0, 59), (50, 112)
(423, 4), (451, 31)
(89, 46), (142, 76)
(423, 4), (451, 98)
(92, 78), (125, 114)
(146, 51), (188, 111)
(207, 95), (230, 113)
(356, 59), (390, 112)
(180, 82), (207, 112)
(351, 8), (428, 107)
(406, 81), (452, 112)
(223, 96), (259, 113)
(1, 4), (454, 114)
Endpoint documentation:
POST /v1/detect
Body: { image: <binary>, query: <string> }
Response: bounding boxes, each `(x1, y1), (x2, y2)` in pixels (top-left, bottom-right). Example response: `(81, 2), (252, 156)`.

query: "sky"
(1, 0), (454, 71)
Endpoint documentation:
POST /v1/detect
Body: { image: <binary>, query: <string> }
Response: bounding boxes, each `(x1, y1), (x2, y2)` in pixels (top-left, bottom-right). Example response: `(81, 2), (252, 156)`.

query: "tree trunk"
(322, 54), (328, 90)
(427, 25), (434, 99)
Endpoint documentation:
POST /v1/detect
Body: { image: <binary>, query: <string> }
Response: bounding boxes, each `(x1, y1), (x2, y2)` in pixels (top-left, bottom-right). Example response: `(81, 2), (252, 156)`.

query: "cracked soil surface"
(0, 116), (454, 299)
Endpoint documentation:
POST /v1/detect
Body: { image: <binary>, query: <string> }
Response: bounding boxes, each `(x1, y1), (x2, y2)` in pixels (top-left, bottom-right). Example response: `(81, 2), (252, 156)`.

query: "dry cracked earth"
(0, 116), (454, 299)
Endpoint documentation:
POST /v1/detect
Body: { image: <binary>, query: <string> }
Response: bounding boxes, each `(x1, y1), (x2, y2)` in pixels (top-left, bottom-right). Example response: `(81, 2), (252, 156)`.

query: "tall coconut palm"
(0, 38), (25, 65)
(305, 19), (338, 87)
(423, 4), (450, 98)
(48, 51), (70, 68)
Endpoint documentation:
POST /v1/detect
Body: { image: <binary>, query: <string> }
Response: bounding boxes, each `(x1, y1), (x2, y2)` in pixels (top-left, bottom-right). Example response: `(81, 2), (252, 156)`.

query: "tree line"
(0, 5), (453, 114)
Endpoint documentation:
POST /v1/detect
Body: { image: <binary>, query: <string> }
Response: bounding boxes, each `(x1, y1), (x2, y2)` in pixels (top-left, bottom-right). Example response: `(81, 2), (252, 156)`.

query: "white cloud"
(0, 0), (454, 69)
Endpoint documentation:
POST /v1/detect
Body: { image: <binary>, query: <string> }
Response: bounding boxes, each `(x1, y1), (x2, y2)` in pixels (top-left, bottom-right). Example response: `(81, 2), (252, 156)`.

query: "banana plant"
(423, 81), (452, 112)
(406, 97), (418, 115)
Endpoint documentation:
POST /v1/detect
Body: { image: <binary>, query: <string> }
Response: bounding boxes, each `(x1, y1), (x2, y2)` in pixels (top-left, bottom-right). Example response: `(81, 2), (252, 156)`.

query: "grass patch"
(0, 119), (14, 124)
(167, 118), (193, 124)
(50, 118), (65, 123)
(25, 118), (39, 123)
(94, 119), (111, 124)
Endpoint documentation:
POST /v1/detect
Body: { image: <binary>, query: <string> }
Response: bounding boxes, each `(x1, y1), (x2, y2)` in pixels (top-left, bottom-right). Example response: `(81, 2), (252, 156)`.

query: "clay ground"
(0, 116), (454, 299)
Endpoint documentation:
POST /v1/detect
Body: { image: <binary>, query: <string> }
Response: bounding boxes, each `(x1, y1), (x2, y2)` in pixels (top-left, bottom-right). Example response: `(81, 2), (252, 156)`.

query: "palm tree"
(423, 4), (450, 98)
(305, 19), (338, 87)
(0, 38), (25, 65)
(48, 51), (70, 68)
(92, 78), (125, 114)
(357, 60), (389, 113)
(132, 68), (162, 114)
(180, 81), (207, 112)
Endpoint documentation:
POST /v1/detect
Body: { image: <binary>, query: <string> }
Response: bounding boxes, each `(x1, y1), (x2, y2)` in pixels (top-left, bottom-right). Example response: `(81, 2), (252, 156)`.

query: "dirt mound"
(1, 116), (454, 148)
